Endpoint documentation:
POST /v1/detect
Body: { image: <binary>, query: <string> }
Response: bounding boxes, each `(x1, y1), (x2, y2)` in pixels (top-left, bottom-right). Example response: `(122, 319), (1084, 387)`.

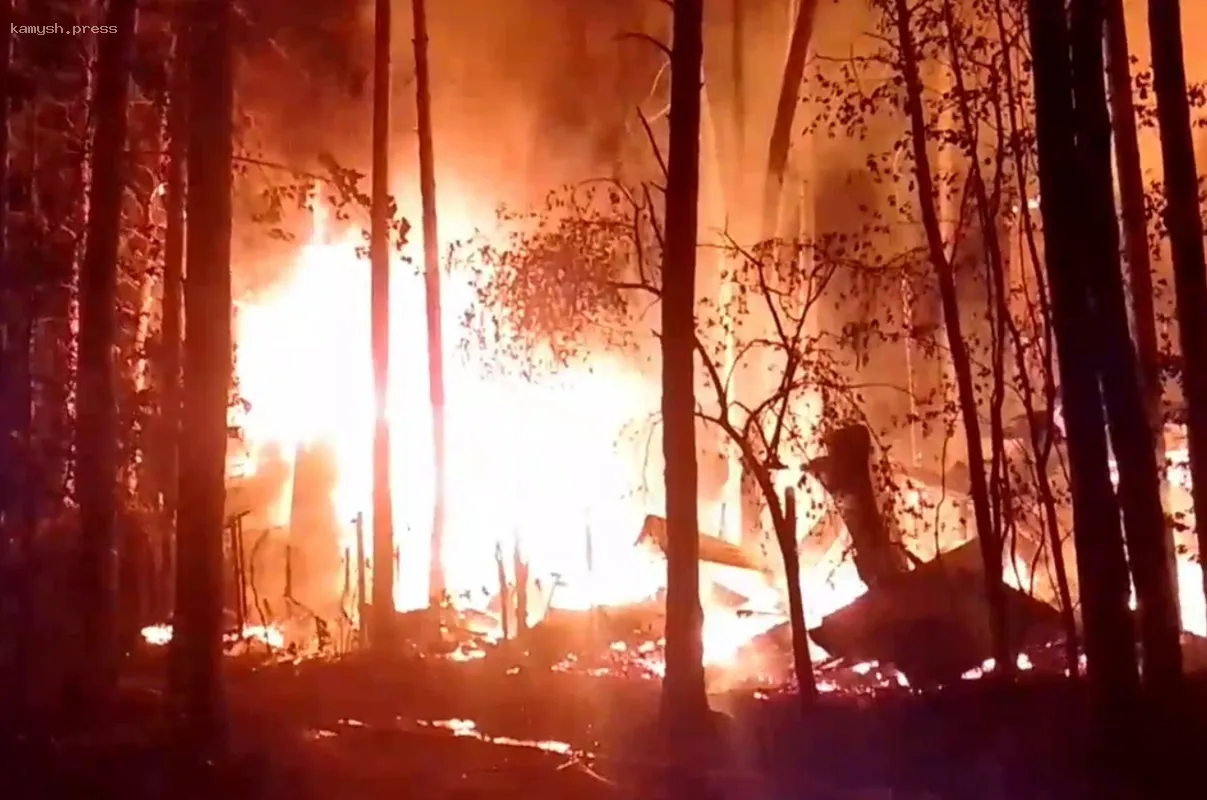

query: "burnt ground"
(2, 651), (1204, 800)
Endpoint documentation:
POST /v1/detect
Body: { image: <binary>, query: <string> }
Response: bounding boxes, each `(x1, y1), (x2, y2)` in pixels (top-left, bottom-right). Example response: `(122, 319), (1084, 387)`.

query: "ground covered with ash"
(4, 642), (1206, 800)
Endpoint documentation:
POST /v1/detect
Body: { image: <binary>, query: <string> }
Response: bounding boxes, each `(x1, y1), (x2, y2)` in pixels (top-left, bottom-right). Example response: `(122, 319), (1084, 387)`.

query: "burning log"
(804, 424), (910, 588)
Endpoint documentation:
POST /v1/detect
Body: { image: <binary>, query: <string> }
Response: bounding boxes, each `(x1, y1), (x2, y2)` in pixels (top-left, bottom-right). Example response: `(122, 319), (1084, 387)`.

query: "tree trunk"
(370, 0), (396, 647)
(1025, 0), (1140, 737)
(75, 0), (138, 715)
(779, 486), (817, 709)
(989, 0), (1081, 676)
(0, 0), (14, 716)
(938, 7), (1019, 667)
(729, 0), (744, 177)
(411, 0), (447, 606)
(892, 0), (1012, 674)
(159, 18), (187, 622)
(0, 0), (9, 518)
(1148, 0), (1207, 640)
(806, 424), (908, 587)
(1105, 0), (1166, 504)
(660, 0), (709, 737)
(171, 0), (233, 744)
(1069, 0), (1183, 695)
(759, 0), (821, 243)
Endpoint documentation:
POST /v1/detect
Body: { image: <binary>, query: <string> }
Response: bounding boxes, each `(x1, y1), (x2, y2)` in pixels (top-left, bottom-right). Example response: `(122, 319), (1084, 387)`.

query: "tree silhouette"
(1148, 0), (1207, 642)
(75, 0), (138, 717)
(369, 0), (396, 650)
(660, 0), (710, 739)
(172, 0), (235, 744)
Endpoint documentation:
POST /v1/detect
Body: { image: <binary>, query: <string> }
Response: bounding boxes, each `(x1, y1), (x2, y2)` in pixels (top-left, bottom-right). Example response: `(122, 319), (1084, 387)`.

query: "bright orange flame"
(232, 195), (1100, 675)
(233, 199), (682, 616)
(229, 195), (881, 672)
(230, 196), (1207, 677)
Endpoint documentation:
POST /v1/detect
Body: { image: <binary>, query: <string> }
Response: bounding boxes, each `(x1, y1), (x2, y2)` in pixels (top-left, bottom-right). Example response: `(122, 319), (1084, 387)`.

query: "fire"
(234, 196), (662, 612)
(1109, 446), (1205, 637)
(230, 193), (804, 667)
(140, 623), (286, 650)
(223, 192), (1206, 681)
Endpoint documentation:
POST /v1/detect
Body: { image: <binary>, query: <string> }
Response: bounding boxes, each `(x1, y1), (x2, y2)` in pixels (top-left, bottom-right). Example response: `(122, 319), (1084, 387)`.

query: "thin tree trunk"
(1025, 0), (1140, 735)
(1070, 0), (1183, 695)
(0, 0), (9, 511)
(172, 0), (233, 744)
(1105, 0), (1166, 500)
(1106, 0), (1180, 643)
(411, 0), (447, 606)
(0, 0), (14, 716)
(892, 0), (1012, 673)
(939, 0), (1020, 677)
(780, 486), (817, 709)
(989, 0), (1080, 675)
(660, 0), (709, 737)
(493, 541), (509, 640)
(759, 0), (821, 243)
(513, 539), (528, 638)
(370, 0), (396, 647)
(76, 0), (138, 715)
(1148, 0), (1207, 639)
(160, 19), (187, 622)
(729, 0), (744, 174)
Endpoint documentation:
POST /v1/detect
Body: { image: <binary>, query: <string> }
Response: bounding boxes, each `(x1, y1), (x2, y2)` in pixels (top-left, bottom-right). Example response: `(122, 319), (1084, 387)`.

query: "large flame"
(229, 194), (811, 667)
(225, 193), (1207, 675)
(235, 197), (663, 603)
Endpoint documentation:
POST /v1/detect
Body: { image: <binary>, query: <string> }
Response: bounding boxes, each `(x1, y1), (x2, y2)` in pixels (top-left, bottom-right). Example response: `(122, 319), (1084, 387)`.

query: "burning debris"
(418, 718), (574, 756)
(206, 404), (1083, 692)
(808, 540), (1064, 689)
(141, 622), (286, 651)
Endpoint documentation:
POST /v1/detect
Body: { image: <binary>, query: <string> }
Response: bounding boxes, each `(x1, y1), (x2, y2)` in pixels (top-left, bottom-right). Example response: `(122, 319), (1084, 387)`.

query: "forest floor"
(3, 650), (1203, 800)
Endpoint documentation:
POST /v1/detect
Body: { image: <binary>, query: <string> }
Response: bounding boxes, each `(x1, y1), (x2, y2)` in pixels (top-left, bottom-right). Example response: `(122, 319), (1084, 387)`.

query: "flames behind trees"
(7, 0), (1207, 754)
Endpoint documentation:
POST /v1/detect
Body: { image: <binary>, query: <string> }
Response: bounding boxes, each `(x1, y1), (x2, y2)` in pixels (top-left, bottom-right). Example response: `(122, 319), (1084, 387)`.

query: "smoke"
(236, 1), (664, 238)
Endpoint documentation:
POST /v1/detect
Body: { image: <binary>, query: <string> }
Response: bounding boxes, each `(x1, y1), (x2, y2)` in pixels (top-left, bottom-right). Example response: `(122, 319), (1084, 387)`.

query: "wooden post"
(584, 523), (595, 606)
(392, 545), (399, 605)
(284, 542), (293, 600)
(227, 518), (242, 629)
(495, 540), (510, 641)
(355, 512), (367, 636)
(342, 546), (351, 606)
(233, 513), (248, 628)
(513, 535), (528, 638)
